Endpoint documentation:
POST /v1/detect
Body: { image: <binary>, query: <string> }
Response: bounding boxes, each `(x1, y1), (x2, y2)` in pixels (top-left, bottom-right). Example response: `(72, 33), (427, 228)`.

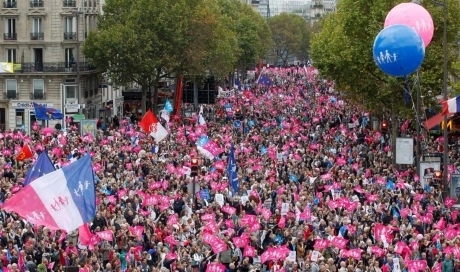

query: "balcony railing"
(3, 1), (17, 8)
(30, 0), (44, 7)
(63, 0), (76, 7)
(30, 32), (44, 40)
(14, 62), (96, 73)
(30, 92), (46, 100)
(63, 32), (76, 40)
(4, 91), (17, 100)
(4, 33), (17, 40)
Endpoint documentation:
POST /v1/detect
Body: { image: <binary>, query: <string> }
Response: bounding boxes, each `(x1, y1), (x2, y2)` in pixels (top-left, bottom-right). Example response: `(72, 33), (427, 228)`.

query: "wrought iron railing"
(30, 92), (46, 100)
(3, 1), (16, 8)
(64, 32), (76, 40)
(4, 33), (17, 40)
(30, 32), (44, 40)
(14, 62), (96, 73)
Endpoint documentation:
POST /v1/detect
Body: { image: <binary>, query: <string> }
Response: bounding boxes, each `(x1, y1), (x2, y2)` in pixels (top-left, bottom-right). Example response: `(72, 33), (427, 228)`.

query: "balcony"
(16, 62), (96, 73)
(30, 32), (44, 40)
(4, 91), (17, 100)
(30, 92), (46, 100)
(63, 0), (76, 7)
(63, 32), (76, 40)
(30, 0), (44, 7)
(4, 33), (17, 40)
(3, 1), (16, 8)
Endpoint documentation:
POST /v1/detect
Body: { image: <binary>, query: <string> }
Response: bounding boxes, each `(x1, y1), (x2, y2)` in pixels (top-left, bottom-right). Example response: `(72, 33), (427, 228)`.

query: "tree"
(310, 0), (460, 117)
(217, 0), (272, 71)
(83, 0), (193, 113)
(268, 13), (311, 65)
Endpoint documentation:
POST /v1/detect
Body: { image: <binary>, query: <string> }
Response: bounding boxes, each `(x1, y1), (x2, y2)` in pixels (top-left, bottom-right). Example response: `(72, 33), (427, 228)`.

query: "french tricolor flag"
(442, 96), (460, 115)
(3, 155), (96, 232)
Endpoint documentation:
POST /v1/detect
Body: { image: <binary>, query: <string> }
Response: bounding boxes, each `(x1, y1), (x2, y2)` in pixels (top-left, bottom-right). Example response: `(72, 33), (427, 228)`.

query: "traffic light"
(191, 158), (199, 177)
(381, 121), (388, 131)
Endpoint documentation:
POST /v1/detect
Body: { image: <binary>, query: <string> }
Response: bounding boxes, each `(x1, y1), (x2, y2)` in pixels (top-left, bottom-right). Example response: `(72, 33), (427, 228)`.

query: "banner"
(217, 87), (235, 98)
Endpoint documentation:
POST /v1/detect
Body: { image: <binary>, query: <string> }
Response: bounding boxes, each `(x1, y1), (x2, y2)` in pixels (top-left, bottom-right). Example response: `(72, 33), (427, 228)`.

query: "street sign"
(233, 120), (241, 128)
(73, 114), (85, 120)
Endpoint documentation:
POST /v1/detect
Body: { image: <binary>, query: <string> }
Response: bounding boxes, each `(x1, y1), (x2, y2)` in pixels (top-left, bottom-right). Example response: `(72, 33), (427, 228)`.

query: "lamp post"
(413, 0), (448, 192)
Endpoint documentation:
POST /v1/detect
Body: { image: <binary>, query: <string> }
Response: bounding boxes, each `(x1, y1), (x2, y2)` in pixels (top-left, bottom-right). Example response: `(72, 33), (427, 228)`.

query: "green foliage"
(311, 0), (460, 117)
(267, 13), (311, 65)
(217, 0), (272, 69)
(84, 0), (270, 112)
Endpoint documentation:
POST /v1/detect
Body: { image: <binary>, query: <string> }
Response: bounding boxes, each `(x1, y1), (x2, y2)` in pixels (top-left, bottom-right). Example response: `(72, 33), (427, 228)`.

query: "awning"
(424, 112), (453, 130)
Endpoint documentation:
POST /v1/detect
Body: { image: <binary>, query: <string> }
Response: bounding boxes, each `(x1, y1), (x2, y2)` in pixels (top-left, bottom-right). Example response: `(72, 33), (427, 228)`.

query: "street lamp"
(413, 0), (449, 193)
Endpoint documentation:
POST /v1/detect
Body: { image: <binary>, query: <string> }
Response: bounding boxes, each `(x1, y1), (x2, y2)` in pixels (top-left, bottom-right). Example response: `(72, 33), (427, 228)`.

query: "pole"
(416, 71), (422, 174)
(442, 0), (449, 193)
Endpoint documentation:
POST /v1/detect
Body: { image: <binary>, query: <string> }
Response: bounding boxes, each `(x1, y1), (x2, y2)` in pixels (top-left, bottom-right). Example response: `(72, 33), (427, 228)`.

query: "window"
(4, 0), (16, 8)
(33, 79), (44, 99)
(30, 0), (44, 7)
(65, 48), (75, 68)
(4, 18), (16, 40)
(6, 49), (16, 63)
(66, 86), (76, 99)
(6, 79), (17, 99)
(64, 17), (76, 39)
(31, 18), (44, 40)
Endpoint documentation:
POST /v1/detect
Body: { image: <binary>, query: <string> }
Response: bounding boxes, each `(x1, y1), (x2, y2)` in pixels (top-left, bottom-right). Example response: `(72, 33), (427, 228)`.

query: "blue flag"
(234, 78), (242, 91)
(164, 99), (173, 113)
(23, 152), (55, 186)
(257, 75), (272, 86)
(33, 102), (63, 120)
(228, 143), (239, 193)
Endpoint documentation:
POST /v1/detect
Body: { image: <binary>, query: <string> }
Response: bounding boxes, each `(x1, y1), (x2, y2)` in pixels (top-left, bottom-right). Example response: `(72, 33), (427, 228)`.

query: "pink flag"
(164, 235), (179, 246)
(331, 236), (348, 249)
(201, 213), (215, 221)
(129, 226), (144, 238)
(347, 249), (362, 260)
(406, 260), (427, 272)
(232, 236), (248, 248)
(445, 197), (455, 208)
(206, 263), (226, 272)
(117, 189), (127, 199)
(78, 224), (93, 245)
(95, 230), (113, 241)
(261, 208), (272, 220)
(435, 217), (446, 231)
(371, 246), (386, 257)
(221, 205), (236, 215)
(211, 238), (228, 254)
(243, 246), (256, 257)
(167, 214), (179, 225)
(278, 216), (286, 229)
(313, 239), (330, 250)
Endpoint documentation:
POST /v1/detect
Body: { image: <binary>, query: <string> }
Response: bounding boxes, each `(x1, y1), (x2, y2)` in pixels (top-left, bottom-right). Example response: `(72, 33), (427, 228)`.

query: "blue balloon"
(373, 24), (425, 77)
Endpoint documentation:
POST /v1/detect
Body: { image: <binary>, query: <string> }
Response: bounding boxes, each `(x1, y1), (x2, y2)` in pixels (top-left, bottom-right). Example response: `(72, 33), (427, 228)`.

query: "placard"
(80, 119), (97, 137)
(395, 138), (414, 165)
(215, 194), (224, 207)
(419, 161), (441, 188)
(281, 203), (289, 216)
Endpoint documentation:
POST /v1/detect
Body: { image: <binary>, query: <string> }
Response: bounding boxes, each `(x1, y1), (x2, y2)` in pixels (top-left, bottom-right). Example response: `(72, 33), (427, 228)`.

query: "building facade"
(0, 0), (100, 132)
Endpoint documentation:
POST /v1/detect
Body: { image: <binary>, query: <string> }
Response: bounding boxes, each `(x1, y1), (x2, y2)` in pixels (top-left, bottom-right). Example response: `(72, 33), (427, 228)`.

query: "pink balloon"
(384, 3), (434, 47)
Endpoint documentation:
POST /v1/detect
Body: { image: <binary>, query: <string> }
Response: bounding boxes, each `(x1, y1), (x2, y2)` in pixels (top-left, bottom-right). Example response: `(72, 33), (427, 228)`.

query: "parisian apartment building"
(0, 0), (100, 132)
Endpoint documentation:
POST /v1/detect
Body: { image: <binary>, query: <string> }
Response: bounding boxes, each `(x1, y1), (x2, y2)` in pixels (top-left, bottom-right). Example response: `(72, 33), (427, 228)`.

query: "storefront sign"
(11, 101), (53, 109)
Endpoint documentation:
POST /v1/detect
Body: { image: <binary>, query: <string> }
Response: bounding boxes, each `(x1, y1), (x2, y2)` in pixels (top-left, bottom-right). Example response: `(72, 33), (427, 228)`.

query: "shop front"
(8, 101), (59, 134)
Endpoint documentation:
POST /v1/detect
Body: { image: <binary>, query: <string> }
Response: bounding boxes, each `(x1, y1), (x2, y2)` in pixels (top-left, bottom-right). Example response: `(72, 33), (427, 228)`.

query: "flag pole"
(256, 67), (266, 84)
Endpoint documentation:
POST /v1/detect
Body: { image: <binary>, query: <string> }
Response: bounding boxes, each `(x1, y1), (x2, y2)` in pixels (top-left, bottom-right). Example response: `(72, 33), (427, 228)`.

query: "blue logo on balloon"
(373, 24), (425, 77)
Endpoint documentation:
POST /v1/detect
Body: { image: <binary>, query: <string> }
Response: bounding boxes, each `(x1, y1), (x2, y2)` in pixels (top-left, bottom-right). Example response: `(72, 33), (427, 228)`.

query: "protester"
(0, 66), (457, 272)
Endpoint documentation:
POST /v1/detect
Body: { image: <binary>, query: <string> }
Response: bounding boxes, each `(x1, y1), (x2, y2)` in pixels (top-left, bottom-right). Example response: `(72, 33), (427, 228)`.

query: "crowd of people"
(0, 66), (459, 272)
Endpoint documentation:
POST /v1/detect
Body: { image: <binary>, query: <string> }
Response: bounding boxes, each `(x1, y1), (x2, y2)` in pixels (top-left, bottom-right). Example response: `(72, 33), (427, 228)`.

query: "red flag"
(138, 110), (168, 143)
(16, 144), (33, 161)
